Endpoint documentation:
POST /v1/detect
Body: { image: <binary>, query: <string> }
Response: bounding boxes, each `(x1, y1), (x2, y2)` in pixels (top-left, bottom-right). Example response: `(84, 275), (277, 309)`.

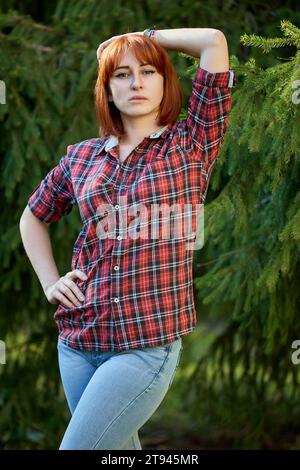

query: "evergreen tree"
(0, 0), (299, 450)
(179, 19), (300, 449)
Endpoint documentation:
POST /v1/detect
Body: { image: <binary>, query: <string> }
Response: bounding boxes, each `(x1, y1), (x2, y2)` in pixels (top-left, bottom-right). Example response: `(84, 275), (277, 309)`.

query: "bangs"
(94, 34), (183, 138)
(102, 35), (166, 80)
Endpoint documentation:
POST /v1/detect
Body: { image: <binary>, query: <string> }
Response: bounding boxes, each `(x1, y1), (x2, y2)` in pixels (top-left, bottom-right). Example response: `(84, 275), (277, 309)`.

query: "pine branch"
(240, 33), (296, 53)
(0, 31), (53, 53)
(240, 19), (300, 53)
(0, 10), (54, 32)
(280, 19), (300, 41)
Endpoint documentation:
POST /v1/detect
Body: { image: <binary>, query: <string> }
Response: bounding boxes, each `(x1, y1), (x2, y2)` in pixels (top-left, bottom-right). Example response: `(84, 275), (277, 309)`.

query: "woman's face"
(108, 49), (164, 120)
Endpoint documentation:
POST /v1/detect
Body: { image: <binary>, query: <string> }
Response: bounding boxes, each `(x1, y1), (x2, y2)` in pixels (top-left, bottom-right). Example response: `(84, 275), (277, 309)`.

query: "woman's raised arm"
(149, 27), (229, 72)
(97, 27), (229, 73)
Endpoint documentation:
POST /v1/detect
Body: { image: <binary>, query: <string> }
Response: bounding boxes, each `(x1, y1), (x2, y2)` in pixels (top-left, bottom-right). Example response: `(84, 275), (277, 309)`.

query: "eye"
(115, 70), (155, 78)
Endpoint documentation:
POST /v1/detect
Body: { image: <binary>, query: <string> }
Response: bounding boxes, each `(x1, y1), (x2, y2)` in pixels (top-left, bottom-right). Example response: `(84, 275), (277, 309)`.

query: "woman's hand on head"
(97, 35), (119, 61)
(96, 32), (143, 61)
(43, 270), (88, 308)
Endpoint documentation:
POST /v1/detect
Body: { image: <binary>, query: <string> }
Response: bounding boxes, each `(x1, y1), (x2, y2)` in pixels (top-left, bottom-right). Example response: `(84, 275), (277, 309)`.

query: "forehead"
(116, 49), (148, 67)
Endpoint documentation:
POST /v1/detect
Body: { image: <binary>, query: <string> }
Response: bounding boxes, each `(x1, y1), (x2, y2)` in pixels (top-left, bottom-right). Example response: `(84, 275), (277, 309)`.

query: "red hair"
(94, 34), (183, 139)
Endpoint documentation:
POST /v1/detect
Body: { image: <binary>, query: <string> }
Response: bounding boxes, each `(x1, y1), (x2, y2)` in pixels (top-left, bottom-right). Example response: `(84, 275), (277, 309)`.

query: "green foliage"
(182, 19), (300, 449)
(0, 0), (299, 450)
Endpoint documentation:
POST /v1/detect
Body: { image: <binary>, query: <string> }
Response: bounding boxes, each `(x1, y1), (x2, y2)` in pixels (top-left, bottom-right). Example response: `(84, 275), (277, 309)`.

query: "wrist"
(42, 277), (60, 292)
(143, 26), (157, 40)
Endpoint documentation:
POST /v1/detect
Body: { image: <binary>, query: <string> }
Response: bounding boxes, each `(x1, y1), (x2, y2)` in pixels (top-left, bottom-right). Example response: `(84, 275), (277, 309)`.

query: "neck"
(119, 116), (163, 146)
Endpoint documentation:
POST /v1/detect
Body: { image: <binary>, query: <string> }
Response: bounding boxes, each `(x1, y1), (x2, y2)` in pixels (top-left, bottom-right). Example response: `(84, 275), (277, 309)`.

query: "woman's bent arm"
(151, 28), (229, 72)
(97, 28), (229, 72)
(19, 205), (60, 292)
(19, 205), (87, 308)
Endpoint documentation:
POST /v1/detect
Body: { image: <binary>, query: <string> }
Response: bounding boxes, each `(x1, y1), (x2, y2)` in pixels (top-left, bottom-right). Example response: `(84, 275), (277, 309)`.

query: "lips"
(129, 96), (147, 101)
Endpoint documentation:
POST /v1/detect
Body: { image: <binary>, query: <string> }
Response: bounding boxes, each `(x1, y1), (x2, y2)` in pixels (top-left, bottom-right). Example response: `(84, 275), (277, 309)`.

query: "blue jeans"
(57, 336), (183, 450)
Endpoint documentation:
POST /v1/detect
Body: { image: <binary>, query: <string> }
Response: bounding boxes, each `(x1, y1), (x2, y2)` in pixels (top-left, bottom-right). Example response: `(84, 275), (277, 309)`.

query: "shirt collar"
(104, 125), (170, 152)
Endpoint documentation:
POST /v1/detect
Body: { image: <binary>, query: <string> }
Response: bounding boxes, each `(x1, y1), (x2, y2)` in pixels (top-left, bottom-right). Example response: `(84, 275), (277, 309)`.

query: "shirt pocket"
(141, 152), (187, 203)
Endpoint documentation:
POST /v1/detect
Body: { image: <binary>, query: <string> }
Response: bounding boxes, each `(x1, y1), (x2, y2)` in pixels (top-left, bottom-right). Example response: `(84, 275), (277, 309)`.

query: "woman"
(19, 27), (236, 450)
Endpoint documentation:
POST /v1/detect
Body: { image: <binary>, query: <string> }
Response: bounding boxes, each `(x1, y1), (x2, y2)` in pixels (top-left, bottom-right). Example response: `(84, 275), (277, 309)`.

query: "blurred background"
(0, 0), (300, 450)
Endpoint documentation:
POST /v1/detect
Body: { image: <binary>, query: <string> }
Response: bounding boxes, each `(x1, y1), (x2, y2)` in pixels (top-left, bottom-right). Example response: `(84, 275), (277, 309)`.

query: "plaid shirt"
(27, 65), (237, 352)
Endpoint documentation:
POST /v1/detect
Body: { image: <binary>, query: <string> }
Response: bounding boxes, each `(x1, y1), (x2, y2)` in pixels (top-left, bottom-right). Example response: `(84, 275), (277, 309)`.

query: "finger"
(97, 47), (105, 60)
(55, 290), (78, 309)
(64, 278), (85, 303)
(97, 39), (113, 56)
(66, 270), (88, 281)
(96, 46), (102, 59)
(75, 269), (88, 281)
(58, 280), (83, 307)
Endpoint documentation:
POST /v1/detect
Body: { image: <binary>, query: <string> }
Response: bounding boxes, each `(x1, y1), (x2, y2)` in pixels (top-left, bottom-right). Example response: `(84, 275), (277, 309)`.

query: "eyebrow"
(114, 63), (152, 71)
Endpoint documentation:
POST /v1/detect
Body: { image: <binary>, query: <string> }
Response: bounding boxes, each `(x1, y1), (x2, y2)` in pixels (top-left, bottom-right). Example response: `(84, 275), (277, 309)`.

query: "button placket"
(111, 201), (122, 309)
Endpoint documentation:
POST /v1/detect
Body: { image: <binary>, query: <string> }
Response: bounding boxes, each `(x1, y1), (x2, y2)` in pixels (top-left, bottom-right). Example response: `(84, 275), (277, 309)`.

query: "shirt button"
(114, 265), (119, 271)
(113, 297), (119, 303)
(117, 235), (122, 241)
(114, 204), (120, 210)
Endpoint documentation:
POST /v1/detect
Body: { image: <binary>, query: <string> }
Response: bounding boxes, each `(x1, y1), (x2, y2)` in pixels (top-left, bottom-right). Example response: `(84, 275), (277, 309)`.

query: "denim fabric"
(57, 336), (183, 450)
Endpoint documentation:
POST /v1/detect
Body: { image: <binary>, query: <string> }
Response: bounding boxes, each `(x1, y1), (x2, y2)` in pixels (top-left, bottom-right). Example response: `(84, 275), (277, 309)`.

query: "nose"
(130, 73), (143, 89)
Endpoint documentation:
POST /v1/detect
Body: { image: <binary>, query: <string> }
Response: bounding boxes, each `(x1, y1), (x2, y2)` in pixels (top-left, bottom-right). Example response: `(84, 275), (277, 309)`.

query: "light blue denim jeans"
(57, 336), (183, 450)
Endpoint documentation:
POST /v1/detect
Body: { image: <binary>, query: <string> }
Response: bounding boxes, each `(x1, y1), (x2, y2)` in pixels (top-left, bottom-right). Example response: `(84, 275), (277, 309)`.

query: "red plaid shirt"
(27, 65), (237, 352)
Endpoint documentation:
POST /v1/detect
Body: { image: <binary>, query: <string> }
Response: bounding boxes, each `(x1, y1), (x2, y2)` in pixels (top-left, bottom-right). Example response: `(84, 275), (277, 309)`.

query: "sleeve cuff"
(27, 193), (55, 223)
(194, 66), (237, 88)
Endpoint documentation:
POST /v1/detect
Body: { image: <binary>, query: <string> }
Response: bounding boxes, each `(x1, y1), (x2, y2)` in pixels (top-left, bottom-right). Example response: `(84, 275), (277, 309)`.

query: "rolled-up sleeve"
(187, 65), (237, 167)
(27, 148), (76, 224)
